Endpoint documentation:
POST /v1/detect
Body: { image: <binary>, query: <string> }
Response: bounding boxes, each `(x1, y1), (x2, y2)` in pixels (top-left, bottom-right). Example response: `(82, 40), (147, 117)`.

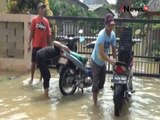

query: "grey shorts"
(91, 59), (106, 92)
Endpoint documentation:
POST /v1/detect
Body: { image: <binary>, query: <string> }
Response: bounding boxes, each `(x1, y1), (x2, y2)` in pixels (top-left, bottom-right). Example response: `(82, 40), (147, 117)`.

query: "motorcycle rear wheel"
(59, 67), (77, 96)
(114, 85), (124, 116)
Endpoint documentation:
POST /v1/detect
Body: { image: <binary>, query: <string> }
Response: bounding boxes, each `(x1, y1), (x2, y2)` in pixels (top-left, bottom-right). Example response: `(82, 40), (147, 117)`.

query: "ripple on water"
(1, 72), (160, 120)
(0, 99), (3, 102)
(12, 96), (30, 102)
(7, 113), (29, 120)
(19, 103), (30, 107)
(145, 92), (160, 98)
(10, 107), (19, 111)
(133, 96), (154, 105)
(0, 110), (10, 116)
(0, 106), (19, 116)
(81, 105), (88, 109)
(143, 86), (152, 90)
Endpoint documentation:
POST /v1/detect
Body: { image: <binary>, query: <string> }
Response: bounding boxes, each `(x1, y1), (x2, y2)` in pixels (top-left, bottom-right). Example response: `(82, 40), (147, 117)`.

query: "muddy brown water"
(0, 70), (160, 120)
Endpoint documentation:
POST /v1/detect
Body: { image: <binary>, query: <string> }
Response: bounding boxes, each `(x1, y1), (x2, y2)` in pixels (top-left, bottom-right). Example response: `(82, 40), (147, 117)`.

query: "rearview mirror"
(79, 29), (83, 34)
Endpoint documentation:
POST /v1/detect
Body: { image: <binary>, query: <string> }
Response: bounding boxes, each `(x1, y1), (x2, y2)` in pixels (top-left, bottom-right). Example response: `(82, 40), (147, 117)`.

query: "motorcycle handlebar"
(58, 36), (79, 41)
(114, 61), (127, 66)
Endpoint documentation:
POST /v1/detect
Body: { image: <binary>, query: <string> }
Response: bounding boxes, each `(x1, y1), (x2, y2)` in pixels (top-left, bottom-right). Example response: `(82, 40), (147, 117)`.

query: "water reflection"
(0, 70), (160, 120)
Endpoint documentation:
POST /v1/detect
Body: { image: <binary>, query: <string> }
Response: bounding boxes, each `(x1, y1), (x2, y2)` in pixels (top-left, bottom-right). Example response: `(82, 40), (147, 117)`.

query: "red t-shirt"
(30, 16), (51, 48)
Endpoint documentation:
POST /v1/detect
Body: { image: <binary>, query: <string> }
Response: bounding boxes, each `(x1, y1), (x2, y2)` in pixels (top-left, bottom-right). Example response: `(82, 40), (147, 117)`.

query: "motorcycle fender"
(58, 65), (65, 75)
(114, 84), (124, 97)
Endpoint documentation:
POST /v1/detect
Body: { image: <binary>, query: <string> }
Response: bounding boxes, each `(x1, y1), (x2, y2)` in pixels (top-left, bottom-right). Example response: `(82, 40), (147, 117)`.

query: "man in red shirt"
(28, 2), (51, 85)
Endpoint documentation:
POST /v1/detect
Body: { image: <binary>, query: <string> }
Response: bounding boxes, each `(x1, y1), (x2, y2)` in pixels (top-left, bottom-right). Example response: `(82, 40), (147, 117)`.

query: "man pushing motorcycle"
(36, 41), (70, 98)
(91, 13), (117, 105)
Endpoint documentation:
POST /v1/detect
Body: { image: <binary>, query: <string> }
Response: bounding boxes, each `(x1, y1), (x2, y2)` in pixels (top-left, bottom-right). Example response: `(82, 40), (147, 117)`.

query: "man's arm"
(99, 44), (115, 65)
(53, 41), (70, 52)
(28, 18), (35, 52)
(28, 31), (34, 52)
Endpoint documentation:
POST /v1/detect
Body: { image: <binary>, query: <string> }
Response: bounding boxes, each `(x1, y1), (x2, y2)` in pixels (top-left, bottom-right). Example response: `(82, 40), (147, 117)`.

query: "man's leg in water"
(37, 54), (50, 98)
(30, 48), (42, 84)
(91, 60), (103, 105)
(29, 62), (36, 84)
(99, 65), (106, 90)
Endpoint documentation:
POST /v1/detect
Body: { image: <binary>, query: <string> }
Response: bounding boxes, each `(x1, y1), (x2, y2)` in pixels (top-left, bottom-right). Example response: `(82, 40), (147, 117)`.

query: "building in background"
(83, 0), (109, 11)
(83, 0), (108, 5)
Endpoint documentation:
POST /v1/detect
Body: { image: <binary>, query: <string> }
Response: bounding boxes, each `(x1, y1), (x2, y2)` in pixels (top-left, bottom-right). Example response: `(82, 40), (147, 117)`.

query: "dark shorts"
(91, 59), (106, 92)
(31, 47), (42, 62)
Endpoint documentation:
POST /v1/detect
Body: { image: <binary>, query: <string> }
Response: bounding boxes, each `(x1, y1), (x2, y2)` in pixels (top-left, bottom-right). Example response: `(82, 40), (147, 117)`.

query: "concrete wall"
(0, 14), (35, 71)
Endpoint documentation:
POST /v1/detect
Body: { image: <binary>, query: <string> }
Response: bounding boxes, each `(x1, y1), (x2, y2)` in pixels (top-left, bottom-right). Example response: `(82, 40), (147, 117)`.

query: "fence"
(0, 14), (159, 76)
(47, 16), (160, 77)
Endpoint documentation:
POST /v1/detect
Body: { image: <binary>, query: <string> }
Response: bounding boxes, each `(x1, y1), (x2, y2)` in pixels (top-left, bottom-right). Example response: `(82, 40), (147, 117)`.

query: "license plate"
(58, 57), (68, 65)
(112, 75), (127, 84)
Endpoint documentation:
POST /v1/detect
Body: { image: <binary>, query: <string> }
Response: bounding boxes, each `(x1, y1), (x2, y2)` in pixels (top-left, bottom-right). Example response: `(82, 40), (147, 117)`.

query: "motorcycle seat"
(70, 51), (88, 65)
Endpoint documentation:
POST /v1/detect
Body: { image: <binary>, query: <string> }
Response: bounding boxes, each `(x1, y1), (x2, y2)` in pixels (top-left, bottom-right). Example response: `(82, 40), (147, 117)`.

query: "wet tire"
(114, 85), (123, 116)
(59, 67), (77, 96)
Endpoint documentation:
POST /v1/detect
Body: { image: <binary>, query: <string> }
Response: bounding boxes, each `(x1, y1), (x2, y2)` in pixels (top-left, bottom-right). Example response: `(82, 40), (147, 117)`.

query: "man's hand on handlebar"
(110, 59), (116, 66)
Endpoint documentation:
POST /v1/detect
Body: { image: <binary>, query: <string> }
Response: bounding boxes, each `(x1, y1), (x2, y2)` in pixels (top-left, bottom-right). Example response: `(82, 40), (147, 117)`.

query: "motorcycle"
(111, 59), (134, 116)
(84, 27), (135, 117)
(62, 34), (79, 52)
(111, 27), (135, 116)
(47, 30), (84, 67)
(58, 48), (93, 95)
(57, 29), (84, 52)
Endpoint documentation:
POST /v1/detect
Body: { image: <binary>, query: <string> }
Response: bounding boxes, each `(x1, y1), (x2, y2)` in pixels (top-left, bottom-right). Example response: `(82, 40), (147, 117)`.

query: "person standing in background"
(28, 2), (51, 85)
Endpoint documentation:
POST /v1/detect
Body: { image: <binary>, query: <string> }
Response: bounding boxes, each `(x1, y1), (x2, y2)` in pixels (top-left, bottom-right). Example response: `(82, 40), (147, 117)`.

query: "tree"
(131, 0), (149, 8)
(45, 0), (53, 16)
(8, 0), (97, 17)
(49, 0), (97, 17)
(7, 0), (44, 14)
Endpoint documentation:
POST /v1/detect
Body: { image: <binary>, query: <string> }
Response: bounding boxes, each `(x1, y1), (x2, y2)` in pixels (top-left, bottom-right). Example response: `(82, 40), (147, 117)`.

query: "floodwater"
(0, 70), (160, 120)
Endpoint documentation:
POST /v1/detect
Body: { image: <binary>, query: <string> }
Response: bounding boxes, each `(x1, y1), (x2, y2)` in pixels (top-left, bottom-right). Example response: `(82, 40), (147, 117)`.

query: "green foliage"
(49, 0), (62, 16)
(7, 0), (97, 17)
(86, 11), (97, 17)
(49, 0), (97, 17)
(152, 16), (160, 29)
(7, 0), (44, 13)
(126, 23), (145, 30)
(131, 0), (149, 8)
(7, 0), (19, 13)
(153, 24), (160, 29)
(152, 40), (160, 57)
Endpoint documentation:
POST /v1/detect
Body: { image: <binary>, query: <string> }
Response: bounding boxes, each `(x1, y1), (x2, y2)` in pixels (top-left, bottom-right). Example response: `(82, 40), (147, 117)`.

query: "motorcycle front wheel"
(59, 67), (77, 96)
